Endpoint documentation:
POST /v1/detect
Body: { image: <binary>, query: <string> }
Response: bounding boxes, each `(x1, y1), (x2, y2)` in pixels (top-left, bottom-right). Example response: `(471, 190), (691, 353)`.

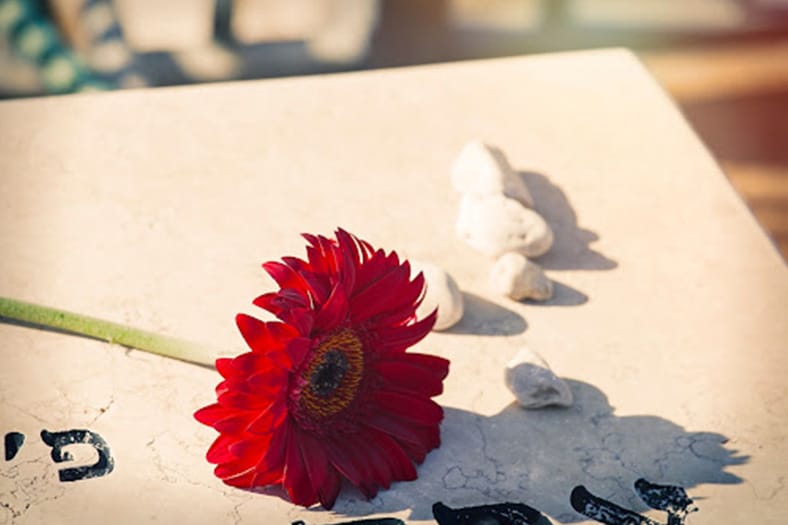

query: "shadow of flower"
(332, 380), (747, 523)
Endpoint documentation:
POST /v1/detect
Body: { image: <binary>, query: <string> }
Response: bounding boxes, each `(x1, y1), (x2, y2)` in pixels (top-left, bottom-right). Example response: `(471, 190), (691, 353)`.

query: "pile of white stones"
(413, 140), (558, 334)
(411, 140), (572, 409)
(453, 140), (554, 302)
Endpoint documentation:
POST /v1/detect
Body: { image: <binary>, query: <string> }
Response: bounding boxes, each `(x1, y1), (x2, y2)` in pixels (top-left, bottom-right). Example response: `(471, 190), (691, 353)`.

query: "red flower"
(194, 229), (449, 509)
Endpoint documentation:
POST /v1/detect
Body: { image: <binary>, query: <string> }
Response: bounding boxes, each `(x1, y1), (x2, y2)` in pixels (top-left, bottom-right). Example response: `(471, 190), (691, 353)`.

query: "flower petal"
(348, 264), (410, 324)
(348, 433), (392, 490)
(367, 273), (428, 327)
(398, 352), (450, 379)
(194, 403), (229, 426)
(354, 250), (398, 294)
(251, 466), (283, 486)
(374, 359), (445, 397)
(246, 396), (287, 434)
(294, 429), (331, 506)
(215, 358), (235, 378)
(215, 460), (256, 485)
(206, 434), (236, 464)
(374, 309), (437, 353)
(263, 261), (310, 295)
(317, 465), (342, 509)
(252, 293), (314, 335)
(230, 352), (264, 374)
(373, 390), (444, 426)
(214, 413), (253, 435)
(298, 432), (342, 510)
(236, 315), (293, 354)
(313, 283), (348, 332)
(222, 469), (257, 488)
(285, 337), (311, 370)
(334, 228), (359, 293)
(324, 436), (376, 499)
(364, 410), (438, 461)
(218, 389), (270, 410)
(284, 431), (317, 506)
(363, 426), (417, 482)
(255, 421), (290, 479)
(228, 436), (269, 460)
(247, 368), (289, 391)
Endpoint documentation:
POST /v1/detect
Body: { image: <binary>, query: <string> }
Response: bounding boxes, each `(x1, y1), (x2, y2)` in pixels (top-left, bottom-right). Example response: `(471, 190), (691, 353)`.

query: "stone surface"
(451, 140), (534, 208)
(489, 252), (553, 301)
(410, 260), (464, 331)
(504, 346), (573, 408)
(456, 194), (554, 258)
(1, 50), (786, 525)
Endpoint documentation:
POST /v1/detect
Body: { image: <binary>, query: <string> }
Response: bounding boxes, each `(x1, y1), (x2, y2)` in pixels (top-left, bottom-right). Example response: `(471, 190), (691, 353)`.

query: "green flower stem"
(0, 296), (216, 367)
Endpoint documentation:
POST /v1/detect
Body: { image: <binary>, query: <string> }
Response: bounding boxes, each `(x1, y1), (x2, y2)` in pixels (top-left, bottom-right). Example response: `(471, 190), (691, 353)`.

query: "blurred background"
(1, 0), (786, 258)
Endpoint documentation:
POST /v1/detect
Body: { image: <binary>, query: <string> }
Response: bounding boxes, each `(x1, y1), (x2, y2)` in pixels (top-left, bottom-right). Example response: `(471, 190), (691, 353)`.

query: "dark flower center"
(309, 349), (348, 398)
(298, 328), (364, 419)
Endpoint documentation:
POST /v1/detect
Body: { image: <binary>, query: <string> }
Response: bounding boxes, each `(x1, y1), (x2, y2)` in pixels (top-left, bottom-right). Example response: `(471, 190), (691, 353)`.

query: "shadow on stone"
(518, 171), (617, 272)
(522, 280), (588, 307)
(444, 292), (527, 336)
(333, 380), (747, 523)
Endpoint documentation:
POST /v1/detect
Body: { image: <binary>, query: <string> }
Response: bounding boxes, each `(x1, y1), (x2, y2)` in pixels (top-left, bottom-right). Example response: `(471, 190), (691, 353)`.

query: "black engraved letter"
(4, 432), (24, 461)
(40, 429), (115, 482)
(433, 501), (551, 525)
(571, 479), (697, 525)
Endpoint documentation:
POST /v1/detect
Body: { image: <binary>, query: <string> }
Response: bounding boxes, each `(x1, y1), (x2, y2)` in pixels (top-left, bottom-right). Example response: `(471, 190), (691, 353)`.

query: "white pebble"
(456, 194), (554, 258)
(504, 346), (573, 409)
(410, 260), (464, 331)
(451, 140), (534, 208)
(489, 253), (553, 301)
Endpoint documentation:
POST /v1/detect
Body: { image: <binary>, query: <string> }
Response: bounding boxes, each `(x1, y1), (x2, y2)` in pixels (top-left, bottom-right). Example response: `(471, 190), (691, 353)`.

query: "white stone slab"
(0, 49), (786, 524)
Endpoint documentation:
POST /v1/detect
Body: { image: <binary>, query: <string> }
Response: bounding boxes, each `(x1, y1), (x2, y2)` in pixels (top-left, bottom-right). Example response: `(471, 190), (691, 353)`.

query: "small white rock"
(489, 252), (553, 301)
(505, 346), (573, 409)
(410, 260), (464, 331)
(456, 194), (554, 258)
(451, 140), (534, 208)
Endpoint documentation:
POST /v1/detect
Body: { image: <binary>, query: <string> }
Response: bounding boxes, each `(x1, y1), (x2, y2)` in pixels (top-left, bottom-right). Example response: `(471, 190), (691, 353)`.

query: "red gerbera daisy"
(194, 229), (449, 509)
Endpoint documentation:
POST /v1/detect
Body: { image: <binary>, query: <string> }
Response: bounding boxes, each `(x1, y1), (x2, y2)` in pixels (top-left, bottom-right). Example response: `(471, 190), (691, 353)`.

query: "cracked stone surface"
(326, 382), (748, 522)
(1, 50), (787, 524)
